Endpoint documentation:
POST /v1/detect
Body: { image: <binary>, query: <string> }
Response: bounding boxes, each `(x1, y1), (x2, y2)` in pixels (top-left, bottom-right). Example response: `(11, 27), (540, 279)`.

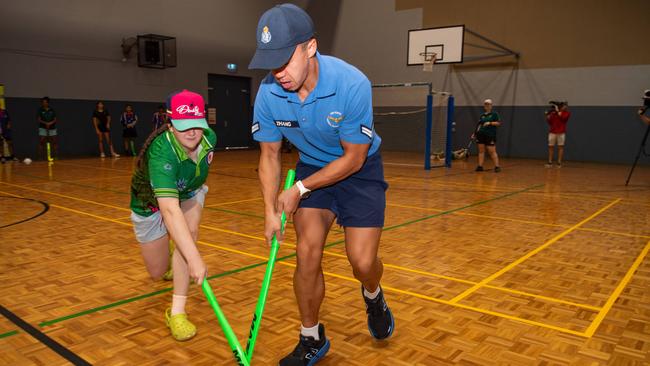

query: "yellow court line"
(47, 159), (650, 208)
(265, 239), (600, 311)
(249, 254), (588, 337)
(522, 190), (650, 208)
(313, 247), (602, 311)
(3, 189), (269, 264)
(17, 174), (130, 187)
(204, 240), (589, 337)
(389, 174), (648, 207)
(387, 202), (444, 212)
(205, 197), (263, 207)
(390, 176), (523, 192)
(198, 240), (269, 261)
(6, 192), (589, 337)
(2, 181), (128, 212)
(1, 184), (606, 311)
(0, 191), (25, 199)
(584, 238), (650, 337)
(199, 223), (267, 242)
(387, 202), (649, 239)
(215, 164), (260, 170)
(3, 182), (273, 242)
(449, 198), (622, 304)
(50, 204), (131, 227)
(2, 182), (266, 240)
(54, 161), (130, 173)
(69, 174), (133, 183)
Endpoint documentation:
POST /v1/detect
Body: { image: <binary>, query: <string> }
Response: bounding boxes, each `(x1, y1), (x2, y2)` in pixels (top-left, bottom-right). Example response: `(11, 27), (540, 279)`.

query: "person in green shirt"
(130, 90), (216, 341)
(37, 97), (58, 160)
(471, 99), (502, 172)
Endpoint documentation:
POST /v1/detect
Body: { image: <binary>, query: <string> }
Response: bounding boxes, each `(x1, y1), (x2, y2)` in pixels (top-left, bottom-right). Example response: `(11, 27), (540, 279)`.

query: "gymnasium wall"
(397, 0), (650, 69)
(2, 0), (649, 165)
(0, 0), (291, 157)
(327, 0), (650, 165)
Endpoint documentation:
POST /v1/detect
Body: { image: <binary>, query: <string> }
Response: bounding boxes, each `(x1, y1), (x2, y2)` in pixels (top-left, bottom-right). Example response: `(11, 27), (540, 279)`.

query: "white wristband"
(296, 180), (311, 197)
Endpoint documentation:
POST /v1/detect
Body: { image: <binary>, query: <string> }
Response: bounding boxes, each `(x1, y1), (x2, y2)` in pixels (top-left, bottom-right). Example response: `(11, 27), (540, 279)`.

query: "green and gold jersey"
(477, 111), (500, 137)
(130, 128), (216, 217)
(38, 107), (57, 129)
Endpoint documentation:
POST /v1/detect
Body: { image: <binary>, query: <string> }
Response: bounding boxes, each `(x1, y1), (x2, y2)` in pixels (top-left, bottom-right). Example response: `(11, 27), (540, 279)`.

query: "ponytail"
(135, 123), (170, 170)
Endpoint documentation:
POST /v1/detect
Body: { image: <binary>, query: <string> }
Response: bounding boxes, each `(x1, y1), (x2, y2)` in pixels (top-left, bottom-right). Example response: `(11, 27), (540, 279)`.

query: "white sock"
(171, 294), (187, 315)
(363, 286), (381, 300)
(300, 323), (320, 341)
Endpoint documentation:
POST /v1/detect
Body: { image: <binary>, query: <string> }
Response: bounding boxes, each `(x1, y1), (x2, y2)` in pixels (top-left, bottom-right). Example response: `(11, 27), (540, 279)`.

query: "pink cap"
(166, 89), (208, 131)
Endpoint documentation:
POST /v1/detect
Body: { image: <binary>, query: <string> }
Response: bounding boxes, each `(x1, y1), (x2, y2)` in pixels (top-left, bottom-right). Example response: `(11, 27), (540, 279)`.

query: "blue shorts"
(296, 153), (388, 227)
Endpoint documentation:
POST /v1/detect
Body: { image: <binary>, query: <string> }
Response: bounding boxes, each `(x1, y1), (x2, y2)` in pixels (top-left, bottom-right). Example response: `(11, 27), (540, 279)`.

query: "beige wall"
(0, 0), (286, 101)
(397, 0), (650, 68)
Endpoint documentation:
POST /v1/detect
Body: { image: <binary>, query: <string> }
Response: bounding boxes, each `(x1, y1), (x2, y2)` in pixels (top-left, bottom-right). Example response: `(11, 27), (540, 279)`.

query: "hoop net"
(420, 52), (436, 72)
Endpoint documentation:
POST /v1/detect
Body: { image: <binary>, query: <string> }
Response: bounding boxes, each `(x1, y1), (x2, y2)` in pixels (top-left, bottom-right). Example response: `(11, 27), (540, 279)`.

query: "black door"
(207, 74), (252, 149)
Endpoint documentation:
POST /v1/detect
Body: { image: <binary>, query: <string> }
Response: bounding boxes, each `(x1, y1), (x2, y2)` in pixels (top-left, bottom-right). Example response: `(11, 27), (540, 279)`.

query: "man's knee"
(351, 256), (378, 279)
(296, 242), (323, 274)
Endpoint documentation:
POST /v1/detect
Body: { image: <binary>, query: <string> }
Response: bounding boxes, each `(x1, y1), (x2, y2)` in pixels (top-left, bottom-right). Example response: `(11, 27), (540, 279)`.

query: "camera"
(639, 90), (650, 115)
(546, 100), (567, 115)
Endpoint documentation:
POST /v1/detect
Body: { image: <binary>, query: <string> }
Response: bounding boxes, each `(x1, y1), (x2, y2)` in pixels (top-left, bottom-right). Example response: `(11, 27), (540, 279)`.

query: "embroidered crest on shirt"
(326, 111), (343, 128)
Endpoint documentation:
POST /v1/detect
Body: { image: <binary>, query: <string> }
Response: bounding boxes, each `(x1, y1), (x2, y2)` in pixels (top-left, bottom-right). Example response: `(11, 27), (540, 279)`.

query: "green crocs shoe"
(161, 267), (173, 281)
(165, 308), (197, 341)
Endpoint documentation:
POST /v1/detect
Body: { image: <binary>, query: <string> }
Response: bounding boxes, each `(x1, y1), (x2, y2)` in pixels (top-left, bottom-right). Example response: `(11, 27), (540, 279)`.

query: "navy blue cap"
(248, 3), (314, 70)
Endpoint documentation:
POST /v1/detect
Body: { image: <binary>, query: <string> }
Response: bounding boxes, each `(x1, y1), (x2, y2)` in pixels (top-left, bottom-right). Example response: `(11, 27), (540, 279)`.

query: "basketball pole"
(424, 93), (433, 170)
(444, 95), (454, 168)
(0, 84), (7, 157)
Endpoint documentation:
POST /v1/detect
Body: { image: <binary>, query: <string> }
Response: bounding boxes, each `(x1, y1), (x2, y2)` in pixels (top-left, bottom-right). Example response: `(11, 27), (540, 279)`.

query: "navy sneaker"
(362, 285), (394, 340)
(475, 166), (484, 172)
(279, 324), (330, 366)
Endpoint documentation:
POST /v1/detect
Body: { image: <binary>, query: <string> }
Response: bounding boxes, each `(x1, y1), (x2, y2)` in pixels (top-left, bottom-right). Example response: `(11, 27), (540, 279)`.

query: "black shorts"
(123, 128), (138, 138)
(97, 123), (109, 133)
(1, 127), (11, 141)
(476, 133), (496, 146)
(295, 153), (388, 227)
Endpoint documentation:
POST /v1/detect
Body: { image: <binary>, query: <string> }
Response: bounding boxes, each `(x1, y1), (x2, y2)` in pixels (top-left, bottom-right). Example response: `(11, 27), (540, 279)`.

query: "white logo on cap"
(176, 105), (203, 117)
(261, 26), (272, 44)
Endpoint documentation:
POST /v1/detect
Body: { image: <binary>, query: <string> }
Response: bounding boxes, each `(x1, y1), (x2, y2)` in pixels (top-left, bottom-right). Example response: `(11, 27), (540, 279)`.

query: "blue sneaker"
(279, 324), (330, 366)
(362, 285), (394, 340)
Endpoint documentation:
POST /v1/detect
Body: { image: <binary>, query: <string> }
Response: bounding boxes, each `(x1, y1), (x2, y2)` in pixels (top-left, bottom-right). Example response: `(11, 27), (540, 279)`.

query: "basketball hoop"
(420, 52), (437, 72)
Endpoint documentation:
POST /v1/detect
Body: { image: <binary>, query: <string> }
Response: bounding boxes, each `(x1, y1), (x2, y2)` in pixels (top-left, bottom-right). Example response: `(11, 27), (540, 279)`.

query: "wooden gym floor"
(1, 151), (649, 365)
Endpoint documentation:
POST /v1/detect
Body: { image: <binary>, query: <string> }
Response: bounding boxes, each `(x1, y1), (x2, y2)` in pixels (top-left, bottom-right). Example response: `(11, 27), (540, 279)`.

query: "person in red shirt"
(546, 103), (570, 167)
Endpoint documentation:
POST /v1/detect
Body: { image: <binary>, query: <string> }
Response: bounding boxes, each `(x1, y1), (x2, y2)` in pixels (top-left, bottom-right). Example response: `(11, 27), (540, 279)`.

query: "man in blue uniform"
(249, 4), (394, 365)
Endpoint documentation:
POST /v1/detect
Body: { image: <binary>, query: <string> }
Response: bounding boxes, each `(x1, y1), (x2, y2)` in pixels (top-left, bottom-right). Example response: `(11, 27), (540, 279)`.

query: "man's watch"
(295, 180), (311, 199)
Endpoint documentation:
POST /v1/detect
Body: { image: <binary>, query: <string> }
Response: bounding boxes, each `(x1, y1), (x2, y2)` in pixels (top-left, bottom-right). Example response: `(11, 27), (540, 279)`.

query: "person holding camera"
(639, 90), (650, 125)
(472, 99), (502, 172)
(545, 101), (570, 167)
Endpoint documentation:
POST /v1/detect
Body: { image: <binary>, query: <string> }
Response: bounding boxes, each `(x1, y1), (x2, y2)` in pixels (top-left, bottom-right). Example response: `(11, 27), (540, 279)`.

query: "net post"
(424, 93), (433, 170)
(445, 95), (454, 168)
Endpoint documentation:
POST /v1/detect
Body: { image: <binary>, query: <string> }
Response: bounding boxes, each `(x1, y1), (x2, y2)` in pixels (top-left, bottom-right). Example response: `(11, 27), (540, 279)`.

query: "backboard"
(407, 25), (464, 66)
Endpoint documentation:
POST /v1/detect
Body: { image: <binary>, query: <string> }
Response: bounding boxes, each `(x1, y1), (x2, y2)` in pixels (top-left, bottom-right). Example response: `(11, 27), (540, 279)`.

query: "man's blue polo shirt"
(252, 52), (381, 167)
